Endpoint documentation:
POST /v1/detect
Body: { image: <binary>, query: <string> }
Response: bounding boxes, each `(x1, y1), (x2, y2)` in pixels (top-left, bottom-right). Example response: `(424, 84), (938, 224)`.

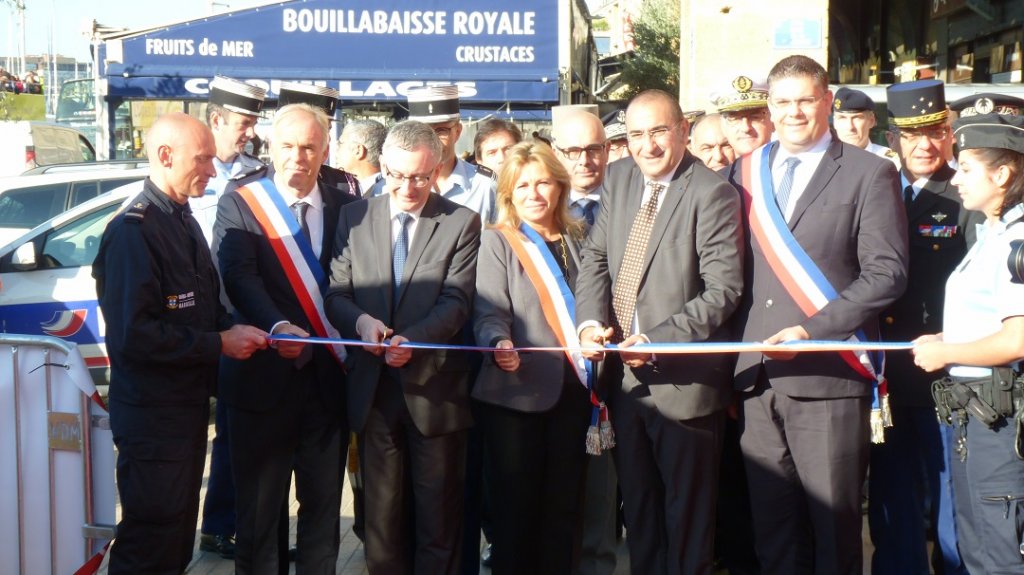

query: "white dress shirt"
(277, 184), (325, 259)
(772, 131), (832, 221)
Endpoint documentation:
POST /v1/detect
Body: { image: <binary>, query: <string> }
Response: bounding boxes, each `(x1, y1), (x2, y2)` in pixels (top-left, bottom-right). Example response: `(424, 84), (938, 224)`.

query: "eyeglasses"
(626, 125), (675, 143)
(609, 139), (628, 152)
(721, 108), (769, 125)
(555, 143), (607, 161)
(769, 94), (826, 111)
(432, 124), (457, 140)
(894, 126), (949, 144)
(383, 166), (433, 189)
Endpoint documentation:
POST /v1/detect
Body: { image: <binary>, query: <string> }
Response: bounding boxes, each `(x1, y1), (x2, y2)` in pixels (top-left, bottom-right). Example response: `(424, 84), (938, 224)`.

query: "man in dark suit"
(214, 103), (353, 575)
(577, 89), (745, 574)
(325, 120), (481, 574)
(725, 55), (908, 575)
(868, 82), (990, 575)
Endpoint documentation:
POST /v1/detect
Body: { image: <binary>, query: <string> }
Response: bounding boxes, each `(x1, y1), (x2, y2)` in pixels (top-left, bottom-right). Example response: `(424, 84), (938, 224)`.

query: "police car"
(0, 181), (142, 388)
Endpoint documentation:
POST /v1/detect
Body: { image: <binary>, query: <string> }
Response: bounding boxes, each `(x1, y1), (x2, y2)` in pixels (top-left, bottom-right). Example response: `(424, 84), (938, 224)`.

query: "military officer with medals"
(870, 79), (981, 575)
(832, 87), (900, 167)
(405, 85), (498, 225)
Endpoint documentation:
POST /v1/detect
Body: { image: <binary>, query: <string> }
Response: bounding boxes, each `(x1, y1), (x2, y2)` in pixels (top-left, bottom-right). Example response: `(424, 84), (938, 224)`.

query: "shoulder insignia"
(231, 164), (268, 182)
(124, 200), (149, 222)
(884, 149), (897, 158)
(475, 164), (496, 180)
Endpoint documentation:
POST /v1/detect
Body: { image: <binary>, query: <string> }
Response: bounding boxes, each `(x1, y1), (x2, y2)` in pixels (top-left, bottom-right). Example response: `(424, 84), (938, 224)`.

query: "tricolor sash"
(740, 144), (891, 442)
(235, 179), (346, 364)
(497, 224), (614, 454)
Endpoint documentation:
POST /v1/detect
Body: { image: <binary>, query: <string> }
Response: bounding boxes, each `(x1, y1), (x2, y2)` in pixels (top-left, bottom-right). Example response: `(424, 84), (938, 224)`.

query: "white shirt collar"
(277, 183), (323, 212)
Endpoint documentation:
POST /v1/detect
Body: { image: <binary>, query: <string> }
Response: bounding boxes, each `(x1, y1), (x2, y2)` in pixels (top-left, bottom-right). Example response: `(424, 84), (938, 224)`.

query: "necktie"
(903, 185), (915, 214)
(775, 157), (801, 216)
(572, 198), (598, 226)
(611, 182), (664, 341)
(393, 213), (412, 298)
(291, 201), (311, 244)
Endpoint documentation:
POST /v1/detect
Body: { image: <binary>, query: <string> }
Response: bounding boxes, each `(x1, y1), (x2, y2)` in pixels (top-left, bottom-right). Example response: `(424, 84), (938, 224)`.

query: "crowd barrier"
(0, 335), (116, 575)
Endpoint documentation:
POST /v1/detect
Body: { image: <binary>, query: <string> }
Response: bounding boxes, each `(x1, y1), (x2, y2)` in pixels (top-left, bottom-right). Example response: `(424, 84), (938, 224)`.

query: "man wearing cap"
(197, 75), (267, 561)
(213, 103), (352, 574)
(689, 113), (736, 171)
(277, 82), (362, 199)
(832, 87), (899, 166)
(326, 120), (480, 574)
(193, 76), (267, 246)
(406, 85), (497, 225)
(603, 109), (631, 163)
(726, 55), (908, 574)
(712, 74), (775, 157)
(871, 79), (981, 575)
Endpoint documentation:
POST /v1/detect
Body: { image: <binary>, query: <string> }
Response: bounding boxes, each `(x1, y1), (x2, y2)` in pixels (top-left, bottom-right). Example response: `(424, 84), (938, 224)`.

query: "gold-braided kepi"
(710, 75), (769, 113)
(886, 79), (948, 129)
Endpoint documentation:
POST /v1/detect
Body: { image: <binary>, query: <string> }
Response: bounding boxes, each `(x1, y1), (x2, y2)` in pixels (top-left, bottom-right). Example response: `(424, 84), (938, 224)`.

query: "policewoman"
(913, 113), (1024, 574)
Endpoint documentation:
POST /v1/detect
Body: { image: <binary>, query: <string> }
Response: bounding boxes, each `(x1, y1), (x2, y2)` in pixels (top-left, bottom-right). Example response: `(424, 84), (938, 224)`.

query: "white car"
(0, 167), (148, 247)
(0, 181), (142, 387)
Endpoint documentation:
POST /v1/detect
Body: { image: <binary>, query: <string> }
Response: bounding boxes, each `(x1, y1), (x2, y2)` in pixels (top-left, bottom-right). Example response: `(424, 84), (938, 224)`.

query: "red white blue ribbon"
(235, 179), (346, 363)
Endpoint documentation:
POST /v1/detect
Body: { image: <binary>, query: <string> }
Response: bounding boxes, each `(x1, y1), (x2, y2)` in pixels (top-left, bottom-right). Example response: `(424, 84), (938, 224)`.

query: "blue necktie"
(393, 213), (412, 298)
(572, 198), (598, 226)
(775, 157), (801, 216)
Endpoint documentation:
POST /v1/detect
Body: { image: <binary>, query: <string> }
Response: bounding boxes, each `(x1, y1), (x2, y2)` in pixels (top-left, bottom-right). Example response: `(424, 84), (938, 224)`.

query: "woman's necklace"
(558, 235), (570, 273)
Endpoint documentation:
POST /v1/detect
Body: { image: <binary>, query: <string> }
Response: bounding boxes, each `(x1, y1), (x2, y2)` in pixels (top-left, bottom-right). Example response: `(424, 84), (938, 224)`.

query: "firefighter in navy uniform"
(870, 80), (981, 575)
(277, 81), (362, 198)
(93, 112), (267, 575)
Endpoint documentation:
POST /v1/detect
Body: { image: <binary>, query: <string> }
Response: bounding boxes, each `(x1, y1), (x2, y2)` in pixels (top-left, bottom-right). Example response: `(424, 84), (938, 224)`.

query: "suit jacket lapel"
(319, 186), (339, 271)
(370, 196), (394, 312)
(640, 155), (692, 273)
(788, 136), (842, 229)
(395, 193), (440, 307)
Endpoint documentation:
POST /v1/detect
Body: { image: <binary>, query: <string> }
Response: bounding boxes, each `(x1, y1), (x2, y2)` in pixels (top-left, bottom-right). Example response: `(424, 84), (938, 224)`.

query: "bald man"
(93, 112), (268, 575)
(553, 109), (609, 227)
(689, 113), (736, 171)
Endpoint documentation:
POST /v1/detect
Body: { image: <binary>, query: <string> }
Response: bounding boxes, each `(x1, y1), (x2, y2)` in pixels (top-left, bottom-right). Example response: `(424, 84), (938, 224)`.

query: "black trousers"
(108, 401), (209, 575)
(610, 369), (725, 575)
(361, 374), (467, 575)
(478, 380), (591, 575)
(228, 370), (343, 575)
(740, 376), (870, 575)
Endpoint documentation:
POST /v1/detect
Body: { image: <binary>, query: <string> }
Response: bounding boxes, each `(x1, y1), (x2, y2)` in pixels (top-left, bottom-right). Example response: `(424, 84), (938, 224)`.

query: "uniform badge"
(932, 211), (947, 222)
(732, 76), (753, 93)
(974, 97), (994, 115)
(960, 132), (966, 147)
(166, 294), (179, 310)
(428, 103), (434, 114)
(834, 98), (842, 111)
(616, 110), (626, 123)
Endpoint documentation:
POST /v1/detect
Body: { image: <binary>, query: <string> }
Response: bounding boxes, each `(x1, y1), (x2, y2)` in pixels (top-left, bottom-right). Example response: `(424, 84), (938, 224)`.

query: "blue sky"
(0, 0), (266, 62)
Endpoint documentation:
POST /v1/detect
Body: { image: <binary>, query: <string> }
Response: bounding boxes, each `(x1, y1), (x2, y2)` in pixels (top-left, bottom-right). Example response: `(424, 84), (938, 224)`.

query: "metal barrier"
(0, 334), (116, 575)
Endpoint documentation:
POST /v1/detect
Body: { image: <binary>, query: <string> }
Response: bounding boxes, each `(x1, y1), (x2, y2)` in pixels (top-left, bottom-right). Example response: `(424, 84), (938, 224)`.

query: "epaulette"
(123, 199), (150, 223)
(884, 149), (897, 158)
(475, 164), (496, 180)
(231, 164), (269, 182)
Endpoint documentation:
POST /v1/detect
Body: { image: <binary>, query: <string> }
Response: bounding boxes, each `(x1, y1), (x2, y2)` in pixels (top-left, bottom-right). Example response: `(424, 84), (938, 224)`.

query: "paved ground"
(96, 422), (888, 575)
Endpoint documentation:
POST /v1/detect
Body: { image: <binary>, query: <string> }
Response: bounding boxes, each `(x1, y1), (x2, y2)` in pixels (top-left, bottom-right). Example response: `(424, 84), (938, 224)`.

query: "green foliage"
(618, 0), (680, 98)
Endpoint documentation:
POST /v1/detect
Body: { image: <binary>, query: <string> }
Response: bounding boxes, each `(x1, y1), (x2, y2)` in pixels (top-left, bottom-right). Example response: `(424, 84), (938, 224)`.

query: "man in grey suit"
(325, 120), (481, 574)
(577, 89), (745, 574)
(725, 55), (908, 575)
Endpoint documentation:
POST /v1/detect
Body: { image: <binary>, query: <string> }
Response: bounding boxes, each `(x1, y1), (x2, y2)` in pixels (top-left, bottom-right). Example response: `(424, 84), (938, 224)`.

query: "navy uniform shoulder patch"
(475, 164), (496, 180)
(124, 199), (150, 223)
